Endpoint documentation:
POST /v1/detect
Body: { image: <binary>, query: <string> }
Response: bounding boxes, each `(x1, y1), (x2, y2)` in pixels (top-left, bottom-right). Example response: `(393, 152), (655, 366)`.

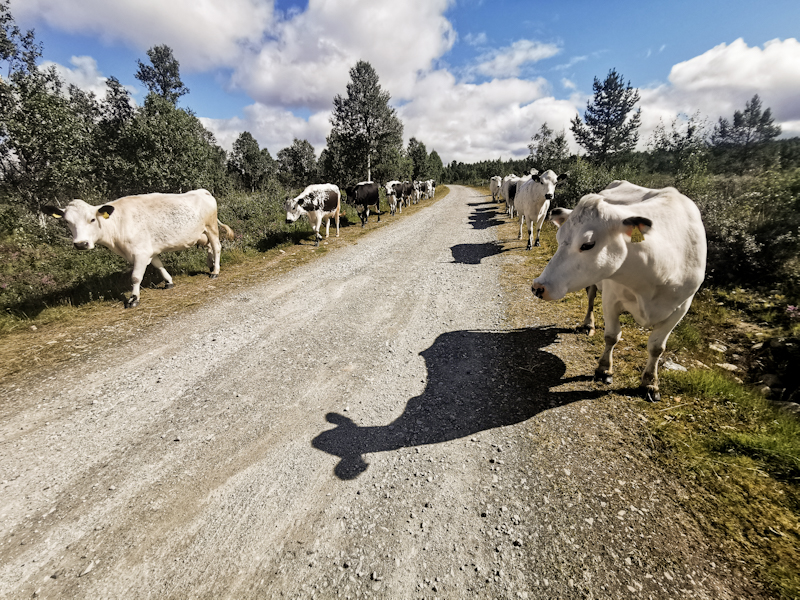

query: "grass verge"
(0, 187), (449, 383)
(480, 184), (800, 599)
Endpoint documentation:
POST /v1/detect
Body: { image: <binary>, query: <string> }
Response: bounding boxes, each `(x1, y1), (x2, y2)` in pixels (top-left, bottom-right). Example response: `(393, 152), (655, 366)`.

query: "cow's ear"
(42, 206), (65, 219)
(622, 216), (652, 237)
(549, 207), (572, 227)
(557, 173), (569, 182)
(530, 168), (539, 176)
(98, 205), (114, 219)
(530, 173), (541, 183)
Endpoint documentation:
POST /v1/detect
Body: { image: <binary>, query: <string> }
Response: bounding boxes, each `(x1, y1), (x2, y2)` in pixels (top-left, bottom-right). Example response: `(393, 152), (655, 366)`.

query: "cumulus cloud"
(41, 55), (114, 99)
(473, 39), (561, 79)
(201, 105), (332, 156)
(230, 0), (456, 110)
(12, 0), (273, 70)
(637, 38), (800, 147)
(397, 70), (579, 163)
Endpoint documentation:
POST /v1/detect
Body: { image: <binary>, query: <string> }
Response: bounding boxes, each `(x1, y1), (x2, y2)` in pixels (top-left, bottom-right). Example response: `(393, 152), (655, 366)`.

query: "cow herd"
(42, 171), (707, 403)
(493, 170), (708, 402)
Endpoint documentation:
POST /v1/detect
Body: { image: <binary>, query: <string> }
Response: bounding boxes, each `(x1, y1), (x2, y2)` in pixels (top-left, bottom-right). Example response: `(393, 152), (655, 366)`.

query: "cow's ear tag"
(100, 210), (111, 219)
(630, 228), (645, 243)
(52, 213), (63, 219)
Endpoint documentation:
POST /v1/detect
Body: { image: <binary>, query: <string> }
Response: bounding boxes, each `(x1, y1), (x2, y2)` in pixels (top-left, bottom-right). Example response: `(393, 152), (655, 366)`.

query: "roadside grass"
(0, 186), (449, 382)
(479, 184), (800, 599)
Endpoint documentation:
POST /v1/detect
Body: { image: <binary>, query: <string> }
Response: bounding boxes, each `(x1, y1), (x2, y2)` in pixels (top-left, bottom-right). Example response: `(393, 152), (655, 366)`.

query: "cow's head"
(284, 195), (305, 224)
(531, 194), (651, 301)
(530, 170), (568, 201)
(42, 200), (114, 250)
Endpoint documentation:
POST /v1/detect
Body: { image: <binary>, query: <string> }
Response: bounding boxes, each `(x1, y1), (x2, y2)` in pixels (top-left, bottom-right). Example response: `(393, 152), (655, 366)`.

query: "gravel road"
(0, 186), (760, 599)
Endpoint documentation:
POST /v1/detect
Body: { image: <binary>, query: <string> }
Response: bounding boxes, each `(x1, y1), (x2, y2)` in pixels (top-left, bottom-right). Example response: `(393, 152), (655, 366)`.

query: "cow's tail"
(218, 219), (235, 241)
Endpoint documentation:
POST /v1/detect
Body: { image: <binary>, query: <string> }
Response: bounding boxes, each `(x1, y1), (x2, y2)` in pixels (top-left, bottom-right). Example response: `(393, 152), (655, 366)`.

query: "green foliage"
(228, 131), (275, 192)
(327, 61), (403, 184)
(428, 150), (443, 183)
(528, 122), (569, 174)
(135, 44), (189, 105)
(711, 95), (781, 172)
(276, 138), (318, 189)
(407, 137), (428, 180)
(570, 69), (641, 164)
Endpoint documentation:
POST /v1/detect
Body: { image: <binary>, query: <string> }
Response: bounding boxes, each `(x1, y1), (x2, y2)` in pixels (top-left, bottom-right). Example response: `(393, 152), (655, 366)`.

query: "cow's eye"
(579, 241), (596, 251)
(90, 218), (96, 223)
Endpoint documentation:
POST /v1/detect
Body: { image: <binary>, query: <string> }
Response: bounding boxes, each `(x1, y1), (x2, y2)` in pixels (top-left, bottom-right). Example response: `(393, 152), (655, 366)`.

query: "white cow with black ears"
(514, 169), (568, 250)
(532, 182), (707, 401)
(285, 183), (341, 246)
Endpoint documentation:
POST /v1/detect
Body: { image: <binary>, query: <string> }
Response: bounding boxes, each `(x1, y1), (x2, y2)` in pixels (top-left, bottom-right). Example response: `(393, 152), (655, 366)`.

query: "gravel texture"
(0, 185), (761, 599)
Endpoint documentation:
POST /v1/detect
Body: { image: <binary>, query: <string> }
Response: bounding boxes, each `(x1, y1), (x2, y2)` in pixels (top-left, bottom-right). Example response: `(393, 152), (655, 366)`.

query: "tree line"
(0, 2), (441, 215)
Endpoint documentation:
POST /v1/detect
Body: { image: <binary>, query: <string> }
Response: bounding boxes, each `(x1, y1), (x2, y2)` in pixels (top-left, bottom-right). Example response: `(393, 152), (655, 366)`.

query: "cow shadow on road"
(468, 205), (504, 231)
(450, 242), (511, 265)
(312, 327), (603, 480)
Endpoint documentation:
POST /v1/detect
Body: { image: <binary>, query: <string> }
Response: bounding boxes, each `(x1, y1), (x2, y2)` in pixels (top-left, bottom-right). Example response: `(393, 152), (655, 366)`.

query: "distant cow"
(345, 182), (381, 226)
(43, 189), (234, 308)
(402, 181), (415, 206)
(501, 171), (534, 218)
(532, 182), (707, 401)
(514, 170), (568, 249)
(385, 180), (403, 215)
(285, 183), (341, 246)
(490, 176), (502, 201)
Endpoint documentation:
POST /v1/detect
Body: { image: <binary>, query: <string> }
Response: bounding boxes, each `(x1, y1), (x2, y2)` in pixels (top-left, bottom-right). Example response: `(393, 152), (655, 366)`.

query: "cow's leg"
(518, 215), (526, 241)
(594, 297), (623, 384)
(208, 233), (222, 278)
(334, 209), (340, 238)
(375, 200), (381, 222)
(579, 285), (597, 336)
(527, 222), (535, 251)
(151, 255), (174, 289)
(641, 298), (693, 402)
(126, 257), (150, 308)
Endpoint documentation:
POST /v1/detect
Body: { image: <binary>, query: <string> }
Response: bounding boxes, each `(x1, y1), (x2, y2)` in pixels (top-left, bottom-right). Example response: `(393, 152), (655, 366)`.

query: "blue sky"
(12, 0), (800, 163)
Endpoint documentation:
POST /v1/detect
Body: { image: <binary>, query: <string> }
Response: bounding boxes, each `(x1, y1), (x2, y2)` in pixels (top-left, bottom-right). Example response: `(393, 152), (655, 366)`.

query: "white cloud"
(464, 32), (488, 46)
(473, 39), (561, 79)
(230, 0), (456, 110)
(637, 38), (800, 147)
(397, 70), (579, 163)
(12, 0), (273, 71)
(201, 105), (332, 156)
(41, 55), (112, 98)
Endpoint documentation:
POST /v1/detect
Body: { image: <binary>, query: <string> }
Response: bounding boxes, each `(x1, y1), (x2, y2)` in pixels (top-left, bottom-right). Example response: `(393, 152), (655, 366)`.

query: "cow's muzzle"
(73, 241), (90, 250)
(545, 193), (553, 200)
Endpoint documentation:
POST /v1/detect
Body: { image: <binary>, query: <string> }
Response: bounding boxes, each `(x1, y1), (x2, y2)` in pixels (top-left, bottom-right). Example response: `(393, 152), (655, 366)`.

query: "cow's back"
(112, 190), (218, 253)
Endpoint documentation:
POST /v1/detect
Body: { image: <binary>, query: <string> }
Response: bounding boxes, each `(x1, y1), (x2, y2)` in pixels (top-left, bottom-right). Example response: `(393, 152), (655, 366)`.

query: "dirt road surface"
(0, 186), (759, 599)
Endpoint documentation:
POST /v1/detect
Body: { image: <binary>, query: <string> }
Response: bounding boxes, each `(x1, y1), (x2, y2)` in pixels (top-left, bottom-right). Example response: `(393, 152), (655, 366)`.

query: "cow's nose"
(74, 241), (89, 250)
(531, 284), (545, 299)
(545, 193), (553, 200)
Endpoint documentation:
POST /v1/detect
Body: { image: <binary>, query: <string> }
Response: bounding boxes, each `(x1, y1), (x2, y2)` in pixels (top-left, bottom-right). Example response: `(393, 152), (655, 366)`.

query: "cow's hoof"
(642, 387), (661, 402)
(576, 325), (595, 336)
(125, 296), (139, 309)
(593, 369), (612, 385)
(534, 241), (540, 247)
(165, 283), (174, 290)
(526, 244), (532, 251)
(209, 273), (218, 279)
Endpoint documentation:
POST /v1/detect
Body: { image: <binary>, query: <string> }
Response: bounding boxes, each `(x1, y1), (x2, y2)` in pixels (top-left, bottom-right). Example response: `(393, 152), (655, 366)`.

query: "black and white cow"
(385, 180), (403, 215)
(345, 181), (381, 226)
(285, 183), (341, 246)
(401, 181), (414, 207)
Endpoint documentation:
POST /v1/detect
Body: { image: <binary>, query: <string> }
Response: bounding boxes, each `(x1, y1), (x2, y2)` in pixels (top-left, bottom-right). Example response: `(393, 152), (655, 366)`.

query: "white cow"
(547, 180), (674, 336)
(514, 170), (568, 250)
(532, 183), (707, 401)
(43, 189), (234, 308)
(501, 170), (536, 218)
(489, 176), (503, 202)
(285, 183), (341, 246)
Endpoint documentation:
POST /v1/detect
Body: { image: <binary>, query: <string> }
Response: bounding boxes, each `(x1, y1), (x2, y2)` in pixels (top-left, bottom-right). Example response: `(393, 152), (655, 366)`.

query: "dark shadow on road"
(312, 327), (604, 479)
(468, 206), (504, 231)
(451, 242), (511, 264)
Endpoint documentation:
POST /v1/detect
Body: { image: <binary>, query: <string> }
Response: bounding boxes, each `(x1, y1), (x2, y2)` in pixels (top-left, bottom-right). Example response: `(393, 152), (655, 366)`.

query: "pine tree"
(135, 45), (189, 105)
(570, 69), (641, 164)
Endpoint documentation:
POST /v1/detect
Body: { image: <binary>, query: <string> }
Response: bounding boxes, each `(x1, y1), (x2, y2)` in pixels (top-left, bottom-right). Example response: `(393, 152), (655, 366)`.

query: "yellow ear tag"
(630, 228), (645, 243)
(52, 213), (62, 219)
(100, 211), (111, 220)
